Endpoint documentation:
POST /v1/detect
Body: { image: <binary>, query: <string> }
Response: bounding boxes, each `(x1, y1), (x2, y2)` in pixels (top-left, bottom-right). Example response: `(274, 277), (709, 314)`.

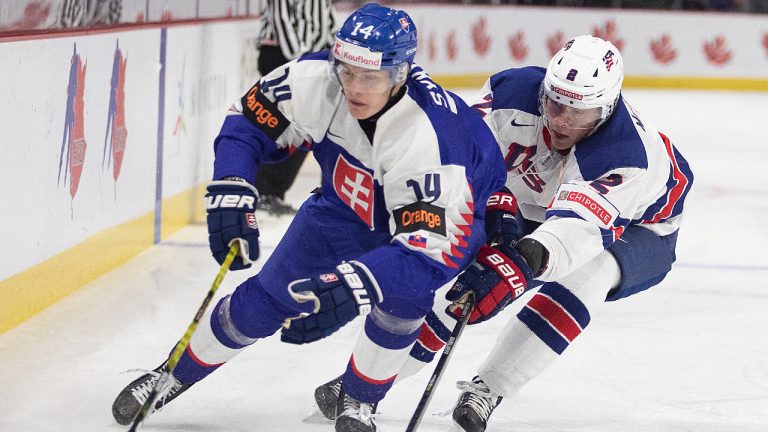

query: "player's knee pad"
(558, 251), (621, 307)
(210, 295), (260, 349)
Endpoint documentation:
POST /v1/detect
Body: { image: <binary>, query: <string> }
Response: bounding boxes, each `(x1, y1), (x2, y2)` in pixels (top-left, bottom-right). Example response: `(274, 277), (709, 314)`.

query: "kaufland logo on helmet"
(334, 39), (383, 69)
(552, 85), (583, 100)
(342, 51), (380, 67)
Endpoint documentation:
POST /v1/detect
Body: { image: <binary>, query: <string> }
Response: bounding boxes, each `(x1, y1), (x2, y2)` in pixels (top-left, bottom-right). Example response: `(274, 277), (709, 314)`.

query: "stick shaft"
(128, 243), (240, 431)
(405, 294), (475, 432)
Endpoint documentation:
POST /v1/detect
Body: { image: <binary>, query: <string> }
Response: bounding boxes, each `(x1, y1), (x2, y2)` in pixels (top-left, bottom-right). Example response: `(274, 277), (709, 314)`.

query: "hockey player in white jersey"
(439, 35), (694, 431)
(110, 4), (505, 432)
(311, 35), (695, 431)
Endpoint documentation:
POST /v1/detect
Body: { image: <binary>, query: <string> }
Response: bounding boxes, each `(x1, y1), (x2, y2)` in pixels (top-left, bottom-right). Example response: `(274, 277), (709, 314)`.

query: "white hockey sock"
(187, 295), (256, 366)
(478, 251), (620, 397)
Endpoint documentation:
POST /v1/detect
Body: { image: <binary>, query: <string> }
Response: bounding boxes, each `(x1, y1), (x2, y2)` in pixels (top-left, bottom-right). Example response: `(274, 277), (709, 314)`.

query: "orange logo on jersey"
(401, 208), (442, 230)
(245, 86), (280, 128)
(394, 201), (447, 236)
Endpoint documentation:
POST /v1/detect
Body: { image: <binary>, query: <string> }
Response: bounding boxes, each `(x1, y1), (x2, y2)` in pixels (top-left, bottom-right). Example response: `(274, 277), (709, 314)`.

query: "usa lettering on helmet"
(540, 35), (624, 131)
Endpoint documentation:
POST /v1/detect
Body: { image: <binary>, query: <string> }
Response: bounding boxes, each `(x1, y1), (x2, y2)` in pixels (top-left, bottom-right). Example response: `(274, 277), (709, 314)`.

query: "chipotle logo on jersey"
(393, 201), (446, 236)
(333, 154), (375, 228)
(557, 190), (612, 225)
(241, 84), (289, 140)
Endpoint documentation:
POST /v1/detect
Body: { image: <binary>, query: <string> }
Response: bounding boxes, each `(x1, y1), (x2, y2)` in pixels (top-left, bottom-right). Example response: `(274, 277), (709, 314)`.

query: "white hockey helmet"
(540, 35), (624, 131)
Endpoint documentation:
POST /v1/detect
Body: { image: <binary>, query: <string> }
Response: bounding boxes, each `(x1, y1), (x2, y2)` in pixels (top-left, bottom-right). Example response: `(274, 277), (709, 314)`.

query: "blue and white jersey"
(472, 67), (694, 282)
(213, 50), (506, 295)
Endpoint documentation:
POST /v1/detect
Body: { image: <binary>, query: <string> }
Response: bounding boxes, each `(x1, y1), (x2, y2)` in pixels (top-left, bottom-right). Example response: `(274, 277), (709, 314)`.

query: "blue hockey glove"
(205, 179), (260, 270)
(281, 261), (382, 345)
(446, 244), (533, 324)
(484, 188), (524, 247)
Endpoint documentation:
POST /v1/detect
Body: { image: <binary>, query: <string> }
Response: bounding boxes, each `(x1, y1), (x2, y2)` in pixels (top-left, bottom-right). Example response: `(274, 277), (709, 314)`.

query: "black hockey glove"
(205, 179), (260, 270)
(281, 261), (381, 345)
(484, 188), (524, 247)
(446, 244), (533, 324)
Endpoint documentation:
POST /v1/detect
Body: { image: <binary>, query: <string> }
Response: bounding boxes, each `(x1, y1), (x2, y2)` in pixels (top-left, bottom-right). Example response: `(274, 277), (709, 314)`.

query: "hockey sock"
(173, 295), (258, 383)
(478, 251), (620, 397)
(342, 308), (424, 403)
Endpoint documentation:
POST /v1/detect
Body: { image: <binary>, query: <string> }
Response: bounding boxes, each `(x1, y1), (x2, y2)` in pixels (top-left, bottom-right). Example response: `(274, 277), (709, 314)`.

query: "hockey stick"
(405, 292), (475, 432)
(128, 242), (240, 432)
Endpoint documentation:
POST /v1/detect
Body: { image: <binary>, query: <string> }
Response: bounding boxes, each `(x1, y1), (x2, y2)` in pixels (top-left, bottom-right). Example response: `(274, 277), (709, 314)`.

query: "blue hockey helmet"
(331, 3), (417, 84)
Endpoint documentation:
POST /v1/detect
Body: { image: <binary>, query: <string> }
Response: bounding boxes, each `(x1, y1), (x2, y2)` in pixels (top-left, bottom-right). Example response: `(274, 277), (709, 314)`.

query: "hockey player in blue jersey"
(309, 35), (695, 431)
(111, 3), (505, 432)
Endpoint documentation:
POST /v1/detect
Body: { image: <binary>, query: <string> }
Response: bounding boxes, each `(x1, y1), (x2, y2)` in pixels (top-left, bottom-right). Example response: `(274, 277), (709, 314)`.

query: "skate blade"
(301, 406), (334, 424)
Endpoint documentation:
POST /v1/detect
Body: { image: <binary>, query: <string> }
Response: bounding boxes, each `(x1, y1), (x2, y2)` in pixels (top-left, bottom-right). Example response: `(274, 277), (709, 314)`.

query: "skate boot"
(450, 376), (503, 432)
(314, 376), (379, 421)
(315, 375), (343, 420)
(334, 389), (377, 432)
(111, 363), (193, 425)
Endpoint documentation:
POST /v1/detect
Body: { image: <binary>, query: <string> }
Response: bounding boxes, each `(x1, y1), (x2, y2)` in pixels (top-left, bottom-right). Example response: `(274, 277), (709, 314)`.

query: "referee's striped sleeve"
(267, 0), (336, 59)
(273, 0), (304, 59)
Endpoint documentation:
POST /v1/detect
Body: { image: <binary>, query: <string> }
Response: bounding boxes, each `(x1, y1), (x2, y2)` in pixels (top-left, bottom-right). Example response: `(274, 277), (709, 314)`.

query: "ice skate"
(334, 389), (377, 432)
(450, 376), (503, 432)
(314, 375), (343, 420)
(111, 363), (192, 425)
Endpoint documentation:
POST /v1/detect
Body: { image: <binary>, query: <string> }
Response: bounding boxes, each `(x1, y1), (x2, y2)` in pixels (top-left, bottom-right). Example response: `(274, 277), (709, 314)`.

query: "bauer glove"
(484, 188), (524, 247)
(446, 244), (533, 324)
(205, 179), (260, 270)
(281, 261), (382, 344)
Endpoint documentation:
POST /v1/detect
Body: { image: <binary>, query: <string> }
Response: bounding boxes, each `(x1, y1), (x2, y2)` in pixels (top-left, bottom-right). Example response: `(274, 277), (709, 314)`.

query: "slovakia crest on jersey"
(333, 154), (375, 228)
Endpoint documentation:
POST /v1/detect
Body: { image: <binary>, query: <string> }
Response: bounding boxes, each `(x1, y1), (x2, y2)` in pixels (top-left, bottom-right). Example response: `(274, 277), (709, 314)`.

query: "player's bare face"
(337, 64), (393, 119)
(543, 96), (602, 150)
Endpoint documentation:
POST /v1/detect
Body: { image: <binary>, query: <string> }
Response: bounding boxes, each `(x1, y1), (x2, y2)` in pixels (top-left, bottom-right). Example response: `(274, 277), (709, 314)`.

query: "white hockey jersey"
(213, 50), (506, 296)
(472, 67), (693, 282)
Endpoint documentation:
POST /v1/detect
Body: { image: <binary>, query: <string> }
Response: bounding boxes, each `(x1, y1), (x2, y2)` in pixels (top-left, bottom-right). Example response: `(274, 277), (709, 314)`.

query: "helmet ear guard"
(540, 35), (624, 131)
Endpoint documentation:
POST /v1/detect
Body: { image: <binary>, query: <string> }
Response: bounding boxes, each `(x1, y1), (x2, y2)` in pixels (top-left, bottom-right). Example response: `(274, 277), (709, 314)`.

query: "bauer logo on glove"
(205, 179), (261, 270)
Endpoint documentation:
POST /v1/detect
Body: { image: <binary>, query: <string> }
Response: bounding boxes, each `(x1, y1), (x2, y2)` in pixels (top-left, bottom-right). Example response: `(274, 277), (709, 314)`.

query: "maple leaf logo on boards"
(9, 0), (50, 29)
(507, 31), (528, 61)
(591, 19), (624, 51)
(547, 31), (566, 57)
(104, 40), (129, 185)
(471, 16), (491, 56)
(650, 34), (677, 65)
(447, 30), (458, 61)
(703, 35), (732, 66)
(58, 43), (88, 208)
(763, 32), (768, 58)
